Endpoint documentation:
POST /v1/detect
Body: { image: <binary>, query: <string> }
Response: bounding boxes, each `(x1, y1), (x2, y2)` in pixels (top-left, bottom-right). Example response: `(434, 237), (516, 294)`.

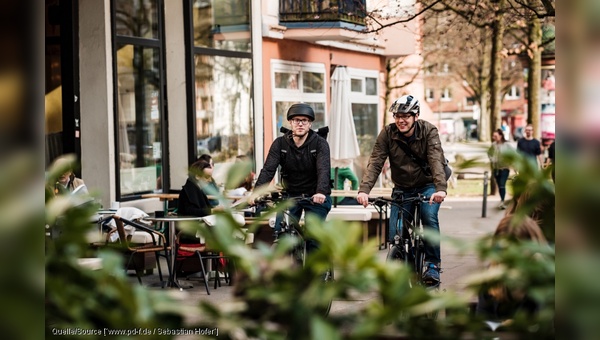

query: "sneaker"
(423, 263), (440, 283)
(498, 202), (506, 210)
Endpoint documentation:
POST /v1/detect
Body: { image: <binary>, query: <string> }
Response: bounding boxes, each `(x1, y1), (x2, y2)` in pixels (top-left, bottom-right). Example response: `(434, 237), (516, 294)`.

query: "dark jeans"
(389, 184), (441, 265)
(275, 195), (332, 254)
(493, 168), (510, 202)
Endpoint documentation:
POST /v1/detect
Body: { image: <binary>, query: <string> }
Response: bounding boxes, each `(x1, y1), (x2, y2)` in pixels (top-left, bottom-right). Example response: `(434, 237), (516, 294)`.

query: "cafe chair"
(173, 231), (232, 295)
(108, 215), (172, 285)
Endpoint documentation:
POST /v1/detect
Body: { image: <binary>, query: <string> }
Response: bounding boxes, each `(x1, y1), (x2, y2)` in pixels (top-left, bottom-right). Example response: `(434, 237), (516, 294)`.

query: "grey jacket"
(359, 120), (448, 193)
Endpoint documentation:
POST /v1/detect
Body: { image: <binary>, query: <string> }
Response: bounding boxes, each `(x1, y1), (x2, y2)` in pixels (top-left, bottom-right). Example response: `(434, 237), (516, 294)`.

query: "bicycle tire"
(320, 267), (334, 316)
(386, 245), (404, 262)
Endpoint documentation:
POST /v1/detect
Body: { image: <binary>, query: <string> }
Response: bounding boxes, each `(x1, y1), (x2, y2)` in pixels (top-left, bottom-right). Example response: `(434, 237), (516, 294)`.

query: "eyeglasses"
(290, 118), (310, 125)
(393, 114), (413, 121)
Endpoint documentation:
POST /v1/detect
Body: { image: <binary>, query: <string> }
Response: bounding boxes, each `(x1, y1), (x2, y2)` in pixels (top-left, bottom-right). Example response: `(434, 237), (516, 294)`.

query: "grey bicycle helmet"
(389, 95), (420, 115)
(287, 103), (315, 121)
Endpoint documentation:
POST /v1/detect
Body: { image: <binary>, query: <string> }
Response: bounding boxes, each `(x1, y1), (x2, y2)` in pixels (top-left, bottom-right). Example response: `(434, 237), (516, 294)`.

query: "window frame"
(271, 60), (327, 140)
(184, 0), (254, 167)
(111, 0), (169, 200)
(440, 87), (452, 101)
(505, 85), (521, 100)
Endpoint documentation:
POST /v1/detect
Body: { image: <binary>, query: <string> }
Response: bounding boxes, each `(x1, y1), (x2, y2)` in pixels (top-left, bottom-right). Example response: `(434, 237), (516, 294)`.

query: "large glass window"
(189, 0), (253, 187)
(271, 61), (327, 139)
(192, 0), (250, 52)
(114, 0), (160, 39)
(347, 67), (379, 183)
(113, 0), (165, 197)
(193, 55), (253, 161)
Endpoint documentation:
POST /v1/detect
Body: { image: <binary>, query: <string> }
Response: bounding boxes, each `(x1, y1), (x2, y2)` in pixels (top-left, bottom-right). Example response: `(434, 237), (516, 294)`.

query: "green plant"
(38, 151), (556, 339)
(44, 155), (185, 338)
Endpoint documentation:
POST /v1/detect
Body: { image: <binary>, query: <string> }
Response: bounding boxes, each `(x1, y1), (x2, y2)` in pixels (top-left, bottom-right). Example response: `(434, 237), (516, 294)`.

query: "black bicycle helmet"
(287, 103), (315, 121)
(389, 95), (420, 115)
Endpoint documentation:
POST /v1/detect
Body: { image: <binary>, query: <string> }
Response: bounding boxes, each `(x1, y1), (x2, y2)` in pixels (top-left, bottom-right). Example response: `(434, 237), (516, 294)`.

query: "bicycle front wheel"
(320, 267), (334, 316)
(386, 245), (404, 262)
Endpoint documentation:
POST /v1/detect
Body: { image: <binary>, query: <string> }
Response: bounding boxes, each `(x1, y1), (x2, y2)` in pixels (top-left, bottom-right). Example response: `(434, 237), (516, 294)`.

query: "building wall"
(79, 0), (116, 208)
(261, 38), (386, 156)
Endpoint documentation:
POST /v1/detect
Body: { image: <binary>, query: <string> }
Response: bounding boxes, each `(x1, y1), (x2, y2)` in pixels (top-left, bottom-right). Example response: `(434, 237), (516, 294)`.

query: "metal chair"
(107, 215), (172, 285)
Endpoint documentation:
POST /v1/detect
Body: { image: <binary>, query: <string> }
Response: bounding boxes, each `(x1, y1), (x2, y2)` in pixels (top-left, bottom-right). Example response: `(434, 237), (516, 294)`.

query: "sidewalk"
(130, 195), (506, 323)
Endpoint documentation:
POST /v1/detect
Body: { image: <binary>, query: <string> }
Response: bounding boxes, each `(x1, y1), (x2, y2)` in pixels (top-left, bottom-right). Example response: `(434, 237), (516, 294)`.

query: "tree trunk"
(527, 14), (542, 139)
(478, 27), (492, 142)
(489, 0), (506, 139)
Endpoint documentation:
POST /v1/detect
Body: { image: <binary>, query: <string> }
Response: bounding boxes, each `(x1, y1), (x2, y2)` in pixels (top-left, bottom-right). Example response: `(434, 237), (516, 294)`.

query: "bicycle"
(369, 190), (440, 290)
(254, 192), (334, 315)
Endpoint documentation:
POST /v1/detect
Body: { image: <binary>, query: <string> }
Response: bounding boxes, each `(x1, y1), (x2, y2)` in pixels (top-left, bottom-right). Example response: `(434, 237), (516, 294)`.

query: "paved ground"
(130, 196), (507, 326)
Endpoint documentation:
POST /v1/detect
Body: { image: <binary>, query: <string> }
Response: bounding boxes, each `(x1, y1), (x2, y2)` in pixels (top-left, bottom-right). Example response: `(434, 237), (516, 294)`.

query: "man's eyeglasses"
(393, 114), (413, 121)
(290, 118), (311, 125)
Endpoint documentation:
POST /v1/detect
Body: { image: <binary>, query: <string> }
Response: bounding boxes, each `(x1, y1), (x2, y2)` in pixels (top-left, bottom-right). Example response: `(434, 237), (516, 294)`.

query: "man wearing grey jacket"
(357, 95), (447, 284)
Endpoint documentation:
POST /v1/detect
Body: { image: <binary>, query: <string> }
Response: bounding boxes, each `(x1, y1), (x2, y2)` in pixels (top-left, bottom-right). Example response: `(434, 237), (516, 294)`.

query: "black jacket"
(255, 129), (331, 196)
(178, 178), (212, 217)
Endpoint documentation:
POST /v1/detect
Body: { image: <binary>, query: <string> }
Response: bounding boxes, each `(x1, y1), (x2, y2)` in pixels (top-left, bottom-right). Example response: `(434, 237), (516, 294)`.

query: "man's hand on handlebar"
(312, 193), (326, 204)
(356, 192), (370, 207)
(429, 191), (446, 204)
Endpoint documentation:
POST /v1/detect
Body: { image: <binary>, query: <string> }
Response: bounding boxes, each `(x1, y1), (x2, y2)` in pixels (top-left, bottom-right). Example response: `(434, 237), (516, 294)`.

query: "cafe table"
(142, 215), (205, 289)
(141, 193), (246, 214)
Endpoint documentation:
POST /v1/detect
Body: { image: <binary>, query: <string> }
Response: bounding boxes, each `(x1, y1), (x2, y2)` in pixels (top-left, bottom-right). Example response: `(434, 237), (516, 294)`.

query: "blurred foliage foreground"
(42, 153), (556, 339)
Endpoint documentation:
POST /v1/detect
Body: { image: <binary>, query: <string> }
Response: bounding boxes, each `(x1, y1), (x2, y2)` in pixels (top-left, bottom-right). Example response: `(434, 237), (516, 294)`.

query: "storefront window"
(193, 55), (254, 184)
(116, 44), (163, 196)
(192, 0), (251, 52)
(114, 0), (160, 39)
(113, 0), (165, 198)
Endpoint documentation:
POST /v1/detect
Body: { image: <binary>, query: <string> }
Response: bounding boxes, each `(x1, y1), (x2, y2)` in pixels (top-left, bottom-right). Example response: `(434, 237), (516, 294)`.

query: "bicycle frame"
(254, 192), (334, 314)
(370, 194), (428, 286)
(255, 193), (312, 266)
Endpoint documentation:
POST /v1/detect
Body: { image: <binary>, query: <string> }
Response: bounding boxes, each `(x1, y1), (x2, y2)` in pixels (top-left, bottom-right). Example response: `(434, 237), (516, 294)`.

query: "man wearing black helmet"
(356, 95), (447, 284)
(253, 103), (332, 251)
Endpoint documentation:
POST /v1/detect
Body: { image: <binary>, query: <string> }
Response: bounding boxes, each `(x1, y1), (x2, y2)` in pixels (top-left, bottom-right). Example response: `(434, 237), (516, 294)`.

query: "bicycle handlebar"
(254, 192), (315, 206)
(368, 195), (429, 208)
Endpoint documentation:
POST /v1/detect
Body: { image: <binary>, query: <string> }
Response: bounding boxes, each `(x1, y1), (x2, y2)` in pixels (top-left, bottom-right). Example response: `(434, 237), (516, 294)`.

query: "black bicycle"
(254, 192), (334, 315)
(369, 190), (439, 289)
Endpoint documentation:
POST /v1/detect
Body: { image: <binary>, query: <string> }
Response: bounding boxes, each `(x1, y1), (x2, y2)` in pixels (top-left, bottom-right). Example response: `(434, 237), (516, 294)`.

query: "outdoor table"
(143, 215), (204, 289)
(141, 193), (178, 214)
(142, 193), (246, 214)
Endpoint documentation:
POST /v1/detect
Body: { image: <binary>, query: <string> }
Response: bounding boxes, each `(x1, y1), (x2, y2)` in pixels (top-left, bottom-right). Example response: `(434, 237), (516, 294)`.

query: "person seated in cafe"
(53, 156), (88, 196)
(178, 159), (215, 218)
(476, 214), (548, 323)
(197, 153), (220, 207)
